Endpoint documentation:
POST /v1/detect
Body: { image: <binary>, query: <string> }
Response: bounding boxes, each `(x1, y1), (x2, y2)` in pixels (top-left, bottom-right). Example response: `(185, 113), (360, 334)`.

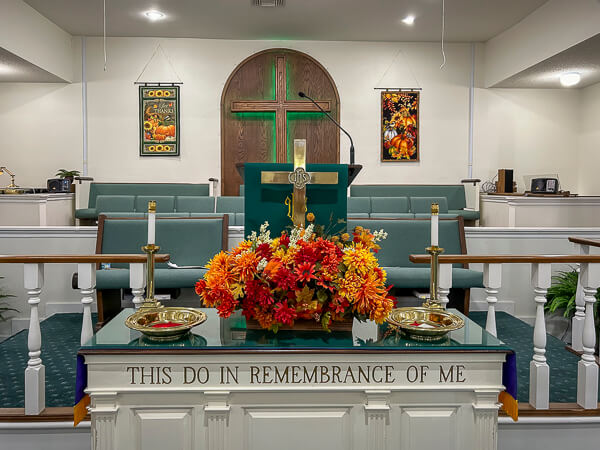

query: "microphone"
(298, 91), (355, 165)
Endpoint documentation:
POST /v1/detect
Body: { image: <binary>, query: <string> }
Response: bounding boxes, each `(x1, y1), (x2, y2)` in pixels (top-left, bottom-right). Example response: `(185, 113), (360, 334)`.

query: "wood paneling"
(221, 49), (340, 196)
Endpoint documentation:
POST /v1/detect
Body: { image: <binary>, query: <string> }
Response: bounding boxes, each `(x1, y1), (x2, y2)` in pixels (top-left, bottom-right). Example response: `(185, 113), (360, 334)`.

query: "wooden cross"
(231, 55), (331, 163)
(261, 139), (338, 227)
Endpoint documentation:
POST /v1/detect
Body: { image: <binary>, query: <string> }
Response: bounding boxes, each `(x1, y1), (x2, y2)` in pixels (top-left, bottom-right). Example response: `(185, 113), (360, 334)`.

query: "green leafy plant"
(0, 276), (17, 321)
(545, 269), (599, 318)
(55, 169), (81, 179)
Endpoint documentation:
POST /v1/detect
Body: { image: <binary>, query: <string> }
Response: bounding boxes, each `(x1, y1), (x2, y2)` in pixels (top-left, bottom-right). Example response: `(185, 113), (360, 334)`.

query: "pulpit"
(81, 308), (509, 450)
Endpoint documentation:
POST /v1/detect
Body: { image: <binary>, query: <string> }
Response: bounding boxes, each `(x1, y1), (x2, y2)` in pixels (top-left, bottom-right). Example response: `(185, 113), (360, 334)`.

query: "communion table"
(80, 309), (510, 450)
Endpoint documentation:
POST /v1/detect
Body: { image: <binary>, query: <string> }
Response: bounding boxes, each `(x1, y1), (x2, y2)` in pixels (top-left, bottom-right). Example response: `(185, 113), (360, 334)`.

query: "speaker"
(47, 178), (72, 193)
(497, 169), (514, 194)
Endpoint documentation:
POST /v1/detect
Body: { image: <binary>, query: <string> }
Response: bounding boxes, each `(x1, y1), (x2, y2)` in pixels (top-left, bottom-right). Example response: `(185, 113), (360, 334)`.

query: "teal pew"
(95, 215), (228, 326)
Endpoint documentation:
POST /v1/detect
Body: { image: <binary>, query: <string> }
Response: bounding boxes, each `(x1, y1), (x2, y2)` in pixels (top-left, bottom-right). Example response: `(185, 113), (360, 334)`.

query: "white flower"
(257, 258), (267, 271)
(373, 229), (388, 242)
(302, 224), (314, 241)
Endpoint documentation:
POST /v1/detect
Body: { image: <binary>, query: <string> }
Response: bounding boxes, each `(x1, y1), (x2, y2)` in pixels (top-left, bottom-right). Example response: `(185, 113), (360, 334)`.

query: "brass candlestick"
(422, 245), (444, 309)
(140, 201), (161, 310)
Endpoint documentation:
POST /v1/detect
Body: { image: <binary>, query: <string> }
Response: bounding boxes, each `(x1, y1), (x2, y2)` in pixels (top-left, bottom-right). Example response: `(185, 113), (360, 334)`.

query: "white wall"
(0, 35), (590, 193)
(473, 88), (580, 192)
(578, 81), (600, 195)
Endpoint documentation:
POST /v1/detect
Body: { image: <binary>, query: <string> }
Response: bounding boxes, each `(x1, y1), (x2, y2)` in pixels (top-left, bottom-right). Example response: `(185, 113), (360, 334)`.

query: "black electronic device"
(530, 178), (559, 194)
(47, 178), (72, 193)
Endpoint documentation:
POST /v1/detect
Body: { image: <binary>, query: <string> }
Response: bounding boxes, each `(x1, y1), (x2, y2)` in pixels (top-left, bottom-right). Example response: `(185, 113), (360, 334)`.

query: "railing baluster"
(530, 263), (551, 409)
(438, 263), (452, 308)
(78, 263), (96, 345)
(483, 263), (502, 337)
(130, 263), (146, 309)
(577, 262), (599, 409)
(24, 263), (45, 415)
(572, 244), (588, 352)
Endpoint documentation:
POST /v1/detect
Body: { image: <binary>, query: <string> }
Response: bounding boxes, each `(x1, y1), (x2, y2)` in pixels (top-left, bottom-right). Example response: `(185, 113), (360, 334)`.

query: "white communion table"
(80, 309), (511, 450)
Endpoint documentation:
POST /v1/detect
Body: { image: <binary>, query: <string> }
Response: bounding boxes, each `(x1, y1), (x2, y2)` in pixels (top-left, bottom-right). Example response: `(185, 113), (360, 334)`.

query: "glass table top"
(80, 308), (510, 353)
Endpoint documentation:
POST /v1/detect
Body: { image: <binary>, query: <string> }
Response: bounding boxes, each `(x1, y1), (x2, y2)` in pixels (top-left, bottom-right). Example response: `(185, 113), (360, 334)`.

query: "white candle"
(148, 201), (156, 245)
(431, 212), (439, 247)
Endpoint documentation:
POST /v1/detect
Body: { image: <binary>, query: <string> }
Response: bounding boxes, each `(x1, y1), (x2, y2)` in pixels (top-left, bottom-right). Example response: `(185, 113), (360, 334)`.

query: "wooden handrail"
(569, 237), (600, 248)
(409, 254), (600, 264)
(0, 254), (170, 264)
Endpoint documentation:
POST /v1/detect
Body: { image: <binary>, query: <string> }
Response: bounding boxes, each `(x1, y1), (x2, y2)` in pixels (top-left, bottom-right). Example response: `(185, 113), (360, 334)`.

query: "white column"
(577, 262), (599, 409)
(24, 263), (45, 415)
(90, 392), (118, 450)
(129, 263), (146, 309)
(205, 391), (230, 450)
(438, 264), (452, 308)
(472, 390), (500, 450)
(529, 263), (551, 409)
(364, 390), (390, 450)
(483, 263), (502, 337)
(572, 244), (589, 352)
(78, 263), (96, 345)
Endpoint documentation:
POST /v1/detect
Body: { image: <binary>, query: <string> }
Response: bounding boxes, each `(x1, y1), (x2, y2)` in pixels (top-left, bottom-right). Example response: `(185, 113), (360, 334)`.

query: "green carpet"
(0, 312), (595, 408)
(0, 313), (96, 408)
(469, 311), (600, 404)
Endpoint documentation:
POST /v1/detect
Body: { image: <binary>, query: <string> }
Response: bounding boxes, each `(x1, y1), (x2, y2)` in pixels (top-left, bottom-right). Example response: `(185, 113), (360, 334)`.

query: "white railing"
(410, 251), (600, 411)
(0, 254), (168, 415)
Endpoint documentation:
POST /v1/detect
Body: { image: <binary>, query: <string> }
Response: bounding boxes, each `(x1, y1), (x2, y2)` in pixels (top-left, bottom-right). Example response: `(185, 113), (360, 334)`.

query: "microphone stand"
(298, 92), (355, 165)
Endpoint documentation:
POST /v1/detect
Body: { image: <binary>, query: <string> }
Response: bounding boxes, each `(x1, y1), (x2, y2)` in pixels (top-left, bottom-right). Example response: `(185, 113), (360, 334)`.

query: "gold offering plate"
(125, 307), (207, 341)
(387, 307), (464, 341)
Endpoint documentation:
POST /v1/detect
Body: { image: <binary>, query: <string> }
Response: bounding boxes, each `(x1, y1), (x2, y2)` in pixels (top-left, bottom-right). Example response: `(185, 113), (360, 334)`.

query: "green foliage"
(545, 269), (599, 318)
(55, 169), (81, 179)
(0, 276), (17, 321)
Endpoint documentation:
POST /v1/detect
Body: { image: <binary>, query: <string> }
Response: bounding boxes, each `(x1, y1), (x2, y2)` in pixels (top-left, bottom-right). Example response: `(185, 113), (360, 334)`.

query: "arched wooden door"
(221, 48), (340, 196)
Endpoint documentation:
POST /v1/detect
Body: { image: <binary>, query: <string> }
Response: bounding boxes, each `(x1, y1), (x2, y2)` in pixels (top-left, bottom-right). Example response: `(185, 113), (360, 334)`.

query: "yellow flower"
(306, 212), (315, 222)
(341, 233), (350, 241)
(143, 121), (153, 131)
(342, 244), (378, 275)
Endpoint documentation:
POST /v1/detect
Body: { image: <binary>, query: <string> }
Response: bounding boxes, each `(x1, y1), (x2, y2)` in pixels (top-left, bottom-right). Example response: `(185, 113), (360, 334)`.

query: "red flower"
(279, 232), (290, 247)
(194, 279), (206, 295)
(295, 262), (317, 283)
(274, 301), (297, 325)
(272, 266), (296, 291)
(256, 243), (272, 259)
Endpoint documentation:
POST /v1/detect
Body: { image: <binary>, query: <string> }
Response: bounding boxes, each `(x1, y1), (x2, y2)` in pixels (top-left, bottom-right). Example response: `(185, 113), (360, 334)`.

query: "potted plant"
(545, 268), (599, 351)
(55, 169), (81, 192)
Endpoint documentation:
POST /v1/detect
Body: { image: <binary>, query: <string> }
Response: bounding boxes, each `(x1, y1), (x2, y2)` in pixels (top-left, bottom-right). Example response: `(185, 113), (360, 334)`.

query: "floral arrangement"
(195, 221), (395, 332)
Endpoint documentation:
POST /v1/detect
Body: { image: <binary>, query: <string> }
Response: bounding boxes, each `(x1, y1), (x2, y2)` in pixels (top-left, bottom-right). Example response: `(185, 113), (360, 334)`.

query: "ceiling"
(23, 0), (549, 42)
(0, 47), (65, 82)
(495, 33), (600, 88)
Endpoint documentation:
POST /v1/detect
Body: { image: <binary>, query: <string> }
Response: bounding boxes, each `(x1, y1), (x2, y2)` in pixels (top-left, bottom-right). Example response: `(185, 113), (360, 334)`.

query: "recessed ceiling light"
(560, 72), (581, 87)
(401, 15), (415, 25)
(144, 10), (166, 21)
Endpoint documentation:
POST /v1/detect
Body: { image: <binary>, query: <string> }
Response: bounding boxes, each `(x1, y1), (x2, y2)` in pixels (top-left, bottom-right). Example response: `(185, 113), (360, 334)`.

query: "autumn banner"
(381, 91), (419, 162)
(140, 85), (180, 156)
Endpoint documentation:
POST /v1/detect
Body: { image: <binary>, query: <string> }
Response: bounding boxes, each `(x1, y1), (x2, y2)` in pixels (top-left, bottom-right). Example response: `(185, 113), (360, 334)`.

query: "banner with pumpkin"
(381, 91), (419, 162)
(139, 85), (180, 156)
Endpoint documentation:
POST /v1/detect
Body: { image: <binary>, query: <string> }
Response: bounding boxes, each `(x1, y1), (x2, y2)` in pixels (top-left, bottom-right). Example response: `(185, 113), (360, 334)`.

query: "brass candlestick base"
(140, 243), (162, 310)
(422, 245), (444, 309)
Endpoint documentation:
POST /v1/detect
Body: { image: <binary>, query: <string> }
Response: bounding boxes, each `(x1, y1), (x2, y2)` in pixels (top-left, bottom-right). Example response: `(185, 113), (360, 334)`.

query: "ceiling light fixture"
(401, 15), (415, 25)
(144, 10), (166, 21)
(559, 72), (581, 87)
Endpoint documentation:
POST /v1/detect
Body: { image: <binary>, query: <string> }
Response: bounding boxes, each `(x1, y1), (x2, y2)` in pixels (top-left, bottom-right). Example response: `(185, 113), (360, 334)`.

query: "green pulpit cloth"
(244, 163), (348, 238)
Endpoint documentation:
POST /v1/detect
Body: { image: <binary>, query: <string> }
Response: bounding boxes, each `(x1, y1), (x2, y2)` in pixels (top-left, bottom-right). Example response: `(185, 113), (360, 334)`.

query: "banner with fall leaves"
(140, 85), (180, 156)
(381, 91), (419, 162)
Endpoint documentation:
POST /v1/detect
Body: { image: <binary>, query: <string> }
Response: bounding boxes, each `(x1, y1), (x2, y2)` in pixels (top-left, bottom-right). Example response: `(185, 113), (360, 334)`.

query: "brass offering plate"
(125, 307), (207, 341)
(387, 307), (464, 341)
